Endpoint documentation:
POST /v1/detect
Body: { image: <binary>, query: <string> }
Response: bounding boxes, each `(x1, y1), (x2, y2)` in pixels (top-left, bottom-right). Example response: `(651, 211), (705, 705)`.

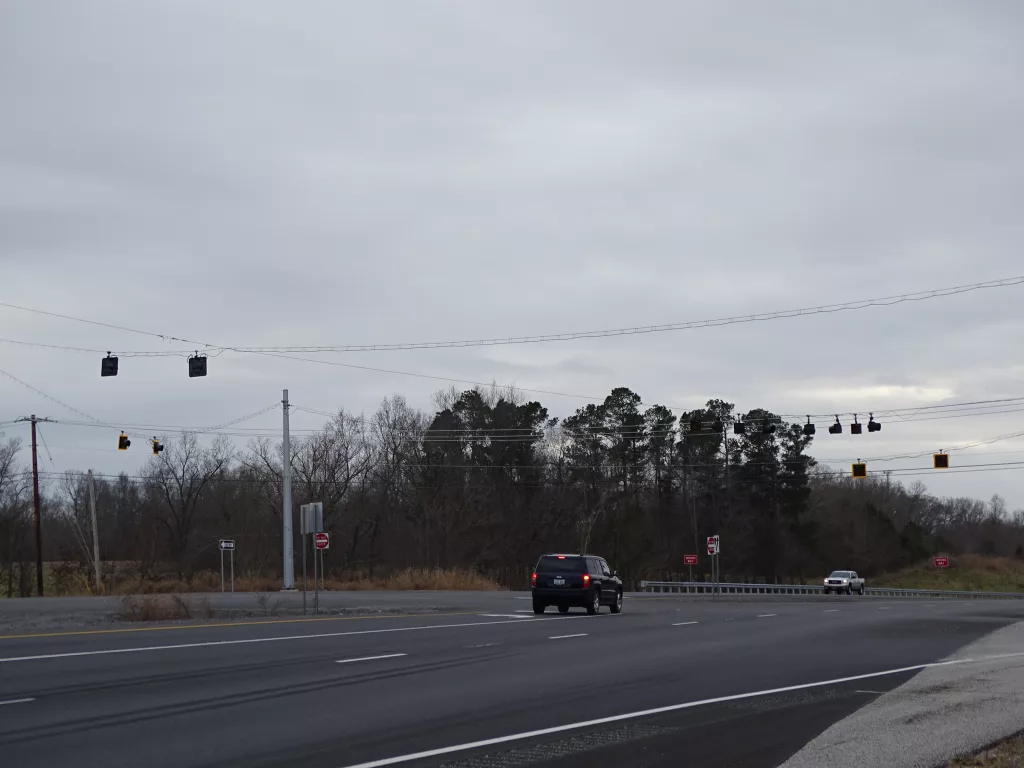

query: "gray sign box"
(300, 502), (324, 534)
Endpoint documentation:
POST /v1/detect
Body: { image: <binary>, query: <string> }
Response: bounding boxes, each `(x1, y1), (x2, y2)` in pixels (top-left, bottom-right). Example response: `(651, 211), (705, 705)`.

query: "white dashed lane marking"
(0, 698), (34, 706)
(336, 654), (407, 665)
(757, 614), (778, 618)
(549, 634), (588, 640)
(672, 621), (699, 626)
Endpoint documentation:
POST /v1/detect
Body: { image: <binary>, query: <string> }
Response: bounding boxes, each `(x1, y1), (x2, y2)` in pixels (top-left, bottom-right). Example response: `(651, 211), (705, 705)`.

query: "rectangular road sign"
(934, 556), (950, 568)
(219, 539), (235, 551)
(683, 554), (698, 566)
(300, 502), (324, 534)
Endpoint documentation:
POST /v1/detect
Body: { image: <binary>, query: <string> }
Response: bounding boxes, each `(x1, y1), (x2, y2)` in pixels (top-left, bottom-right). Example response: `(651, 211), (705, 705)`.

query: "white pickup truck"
(823, 570), (865, 595)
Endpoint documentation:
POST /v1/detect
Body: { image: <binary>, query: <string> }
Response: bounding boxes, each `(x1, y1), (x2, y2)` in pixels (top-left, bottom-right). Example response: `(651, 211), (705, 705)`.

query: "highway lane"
(1, 595), (1022, 768)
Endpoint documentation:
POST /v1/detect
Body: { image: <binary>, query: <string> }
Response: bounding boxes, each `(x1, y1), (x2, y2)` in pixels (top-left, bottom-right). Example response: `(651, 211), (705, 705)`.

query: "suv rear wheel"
(609, 590), (623, 614)
(586, 589), (601, 615)
(533, 599), (545, 614)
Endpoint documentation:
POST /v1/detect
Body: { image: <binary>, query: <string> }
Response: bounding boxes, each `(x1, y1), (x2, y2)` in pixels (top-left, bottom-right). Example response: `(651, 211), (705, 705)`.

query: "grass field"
(874, 554), (1024, 592)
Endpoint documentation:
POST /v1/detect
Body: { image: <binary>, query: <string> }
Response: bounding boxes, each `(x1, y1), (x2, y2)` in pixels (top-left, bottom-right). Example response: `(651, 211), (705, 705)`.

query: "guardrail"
(638, 581), (1024, 600)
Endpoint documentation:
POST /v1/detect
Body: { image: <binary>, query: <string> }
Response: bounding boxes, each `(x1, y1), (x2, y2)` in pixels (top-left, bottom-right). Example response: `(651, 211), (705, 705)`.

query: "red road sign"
(683, 554), (698, 566)
(934, 555), (949, 568)
(314, 532), (330, 550)
(707, 535), (719, 556)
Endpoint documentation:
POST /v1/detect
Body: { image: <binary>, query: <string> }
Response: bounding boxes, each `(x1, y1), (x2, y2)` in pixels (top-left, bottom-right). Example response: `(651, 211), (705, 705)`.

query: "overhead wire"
(6, 275), (1020, 354)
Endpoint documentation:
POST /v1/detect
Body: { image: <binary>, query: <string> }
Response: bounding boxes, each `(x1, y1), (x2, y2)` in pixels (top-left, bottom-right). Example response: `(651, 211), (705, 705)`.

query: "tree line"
(2, 386), (1023, 595)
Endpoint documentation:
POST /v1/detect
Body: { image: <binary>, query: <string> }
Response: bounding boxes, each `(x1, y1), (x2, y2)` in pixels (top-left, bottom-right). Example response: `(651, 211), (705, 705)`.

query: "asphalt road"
(1, 593), (1023, 768)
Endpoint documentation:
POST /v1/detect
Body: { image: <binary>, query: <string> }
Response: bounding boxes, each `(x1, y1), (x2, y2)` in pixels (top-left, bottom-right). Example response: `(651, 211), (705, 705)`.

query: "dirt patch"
(949, 732), (1024, 766)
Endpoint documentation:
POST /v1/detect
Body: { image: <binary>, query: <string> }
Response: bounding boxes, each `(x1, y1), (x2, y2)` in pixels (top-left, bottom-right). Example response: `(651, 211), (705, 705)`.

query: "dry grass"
(116, 594), (215, 622)
(876, 555), (1024, 593)
(949, 732), (1024, 766)
(325, 567), (504, 591)
(45, 562), (505, 596)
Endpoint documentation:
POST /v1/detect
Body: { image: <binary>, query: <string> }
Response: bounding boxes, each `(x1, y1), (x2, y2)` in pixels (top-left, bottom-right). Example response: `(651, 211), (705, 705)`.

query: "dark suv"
(531, 553), (623, 615)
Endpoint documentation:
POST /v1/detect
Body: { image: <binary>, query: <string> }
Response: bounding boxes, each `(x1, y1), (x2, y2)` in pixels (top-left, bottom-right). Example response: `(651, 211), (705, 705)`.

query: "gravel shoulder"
(778, 620), (1024, 768)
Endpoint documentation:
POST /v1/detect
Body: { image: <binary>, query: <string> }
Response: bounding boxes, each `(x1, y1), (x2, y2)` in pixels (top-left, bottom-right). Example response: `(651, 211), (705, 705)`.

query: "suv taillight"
(583, 574), (591, 584)
(531, 572), (537, 587)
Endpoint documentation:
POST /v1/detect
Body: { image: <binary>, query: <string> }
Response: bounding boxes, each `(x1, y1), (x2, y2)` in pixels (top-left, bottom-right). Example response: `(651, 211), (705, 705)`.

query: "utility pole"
(88, 469), (101, 593)
(30, 416), (43, 596)
(282, 389), (295, 590)
(16, 416), (52, 596)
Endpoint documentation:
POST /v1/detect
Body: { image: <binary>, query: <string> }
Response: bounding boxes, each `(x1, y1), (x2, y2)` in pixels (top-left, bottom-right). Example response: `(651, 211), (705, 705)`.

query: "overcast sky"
(2, 1), (1023, 508)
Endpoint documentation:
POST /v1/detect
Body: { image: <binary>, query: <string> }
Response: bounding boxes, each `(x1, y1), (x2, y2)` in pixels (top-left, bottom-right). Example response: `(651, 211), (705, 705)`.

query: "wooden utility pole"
(29, 415), (43, 596)
(17, 415), (53, 596)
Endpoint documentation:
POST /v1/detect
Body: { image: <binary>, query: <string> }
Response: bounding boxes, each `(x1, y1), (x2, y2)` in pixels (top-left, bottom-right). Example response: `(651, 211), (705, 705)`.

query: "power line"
(0, 367), (116, 430)
(9, 276), (1018, 354)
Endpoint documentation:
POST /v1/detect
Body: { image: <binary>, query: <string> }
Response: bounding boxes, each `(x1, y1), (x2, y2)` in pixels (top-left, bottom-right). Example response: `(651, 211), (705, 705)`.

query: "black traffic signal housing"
(188, 354), (207, 378)
(762, 422), (776, 435)
(828, 416), (842, 435)
(689, 419), (702, 433)
(867, 414), (881, 433)
(118, 432), (131, 451)
(802, 417), (816, 437)
(850, 415), (863, 435)
(712, 419), (724, 433)
(733, 421), (746, 435)
(101, 354), (118, 377)
(934, 453), (949, 469)
(851, 462), (867, 478)
(152, 438), (164, 456)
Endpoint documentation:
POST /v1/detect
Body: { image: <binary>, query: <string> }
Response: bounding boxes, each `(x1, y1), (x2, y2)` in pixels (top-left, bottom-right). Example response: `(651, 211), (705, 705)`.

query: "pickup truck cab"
(823, 570), (865, 595)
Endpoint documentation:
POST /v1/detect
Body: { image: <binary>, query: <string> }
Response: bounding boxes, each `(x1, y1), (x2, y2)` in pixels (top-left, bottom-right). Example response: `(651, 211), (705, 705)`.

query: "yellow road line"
(0, 611), (476, 641)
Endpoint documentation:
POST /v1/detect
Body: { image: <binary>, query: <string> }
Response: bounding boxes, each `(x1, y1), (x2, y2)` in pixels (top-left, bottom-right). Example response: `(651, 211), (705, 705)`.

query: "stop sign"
(314, 532), (330, 550)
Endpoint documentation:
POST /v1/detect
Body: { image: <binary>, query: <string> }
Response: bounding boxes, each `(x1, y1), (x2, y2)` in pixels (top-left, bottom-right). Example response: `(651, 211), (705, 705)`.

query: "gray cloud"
(2, 0), (1023, 507)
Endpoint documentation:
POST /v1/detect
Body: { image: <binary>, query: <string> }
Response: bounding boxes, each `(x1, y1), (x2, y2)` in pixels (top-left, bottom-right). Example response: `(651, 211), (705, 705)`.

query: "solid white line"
(672, 621), (699, 626)
(335, 651), (1024, 768)
(0, 697), (34, 706)
(855, 689), (886, 694)
(825, 609), (839, 613)
(336, 653), (407, 665)
(478, 614), (532, 619)
(757, 613), (778, 618)
(549, 633), (588, 640)
(0, 616), (589, 664)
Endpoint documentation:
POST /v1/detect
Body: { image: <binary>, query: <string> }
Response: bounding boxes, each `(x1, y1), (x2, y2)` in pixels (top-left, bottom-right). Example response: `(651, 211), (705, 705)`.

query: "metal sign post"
(299, 503), (324, 616)
(707, 535), (720, 597)
(219, 540), (235, 593)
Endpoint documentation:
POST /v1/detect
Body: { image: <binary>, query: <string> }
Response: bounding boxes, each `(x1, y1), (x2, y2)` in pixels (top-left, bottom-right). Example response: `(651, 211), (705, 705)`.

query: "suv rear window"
(536, 556), (586, 573)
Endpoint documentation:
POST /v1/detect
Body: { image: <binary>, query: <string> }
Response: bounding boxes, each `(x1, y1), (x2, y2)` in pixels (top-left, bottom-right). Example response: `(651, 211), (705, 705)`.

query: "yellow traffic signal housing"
(933, 453), (949, 469)
(152, 438), (164, 456)
(851, 462), (867, 478)
(118, 432), (131, 451)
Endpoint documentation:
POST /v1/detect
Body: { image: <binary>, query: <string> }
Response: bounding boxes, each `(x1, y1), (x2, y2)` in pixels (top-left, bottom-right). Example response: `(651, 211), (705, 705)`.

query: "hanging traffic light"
(867, 414), (881, 433)
(712, 419), (723, 433)
(101, 354), (118, 377)
(850, 415), (863, 435)
(689, 419), (702, 433)
(828, 416), (842, 435)
(762, 422), (776, 435)
(188, 353), (208, 378)
(934, 453), (949, 469)
(733, 421), (746, 435)
(802, 417), (816, 436)
(117, 432), (131, 450)
(851, 461), (867, 478)
(152, 438), (164, 456)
